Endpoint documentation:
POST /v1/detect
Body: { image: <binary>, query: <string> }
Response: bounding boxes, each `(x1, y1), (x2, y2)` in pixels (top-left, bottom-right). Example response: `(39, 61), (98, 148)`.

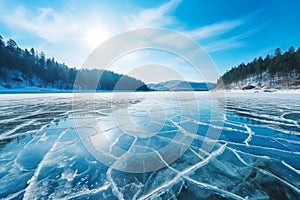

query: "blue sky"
(0, 0), (300, 83)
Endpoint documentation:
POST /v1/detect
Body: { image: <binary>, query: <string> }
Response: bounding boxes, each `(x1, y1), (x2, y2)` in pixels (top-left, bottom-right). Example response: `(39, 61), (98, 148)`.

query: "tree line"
(0, 35), (148, 91)
(217, 46), (300, 87)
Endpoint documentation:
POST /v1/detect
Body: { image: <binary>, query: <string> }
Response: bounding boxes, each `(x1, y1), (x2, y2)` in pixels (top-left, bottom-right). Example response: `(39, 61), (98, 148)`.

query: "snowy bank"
(0, 87), (72, 94)
(224, 88), (300, 94)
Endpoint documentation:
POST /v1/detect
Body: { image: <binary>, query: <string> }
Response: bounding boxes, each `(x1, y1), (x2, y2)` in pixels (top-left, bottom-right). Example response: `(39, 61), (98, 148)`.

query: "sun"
(84, 27), (111, 49)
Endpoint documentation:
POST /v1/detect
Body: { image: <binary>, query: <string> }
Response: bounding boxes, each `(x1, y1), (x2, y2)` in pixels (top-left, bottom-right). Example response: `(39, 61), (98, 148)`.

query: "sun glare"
(84, 27), (111, 49)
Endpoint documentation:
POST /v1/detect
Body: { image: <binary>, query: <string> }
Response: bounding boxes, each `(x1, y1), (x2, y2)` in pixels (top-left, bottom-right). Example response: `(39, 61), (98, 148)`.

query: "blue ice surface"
(0, 92), (299, 199)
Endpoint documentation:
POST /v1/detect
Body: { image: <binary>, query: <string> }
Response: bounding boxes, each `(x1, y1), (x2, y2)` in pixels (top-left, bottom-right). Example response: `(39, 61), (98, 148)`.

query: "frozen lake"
(0, 92), (299, 199)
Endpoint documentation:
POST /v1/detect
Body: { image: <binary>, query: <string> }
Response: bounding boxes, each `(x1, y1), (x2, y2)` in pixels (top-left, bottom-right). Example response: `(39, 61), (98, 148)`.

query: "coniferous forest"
(217, 47), (300, 89)
(0, 35), (149, 91)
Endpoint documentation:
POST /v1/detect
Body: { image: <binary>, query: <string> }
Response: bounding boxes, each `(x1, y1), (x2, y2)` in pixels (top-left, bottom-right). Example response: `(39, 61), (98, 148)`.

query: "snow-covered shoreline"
(0, 87), (150, 94)
(223, 88), (300, 94)
(0, 86), (72, 94)
(1, 86), (300, 94)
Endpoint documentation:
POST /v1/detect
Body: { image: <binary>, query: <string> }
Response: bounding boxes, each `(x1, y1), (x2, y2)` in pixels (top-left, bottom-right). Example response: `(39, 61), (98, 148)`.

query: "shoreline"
(0, 87), (299, 95)
(0, 87), (151, 94)
(220, 88), (300, 94)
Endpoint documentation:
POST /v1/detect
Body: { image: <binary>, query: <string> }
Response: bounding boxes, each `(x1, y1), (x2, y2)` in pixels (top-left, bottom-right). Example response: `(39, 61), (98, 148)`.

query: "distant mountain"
(147, 80), (216, 91)
(216, 46), (300, 90)
(0, 35), (149, 91)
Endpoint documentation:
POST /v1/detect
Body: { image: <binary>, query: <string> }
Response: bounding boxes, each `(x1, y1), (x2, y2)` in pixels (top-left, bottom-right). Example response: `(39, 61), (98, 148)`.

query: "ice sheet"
(0, 92), (299, 199)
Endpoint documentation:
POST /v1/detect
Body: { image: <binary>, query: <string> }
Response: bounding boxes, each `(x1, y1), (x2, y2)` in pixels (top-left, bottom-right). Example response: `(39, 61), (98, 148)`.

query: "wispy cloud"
(122, 0), (247, 53)
(203, 27), (262, 52)
(185, 20), (244, 40)
(0, 3), (116, 66)
(204, 36), (245, 52)
(3, 6), (79, 43)
(1, 3), (115, 49)
(124, 0), (181, 29)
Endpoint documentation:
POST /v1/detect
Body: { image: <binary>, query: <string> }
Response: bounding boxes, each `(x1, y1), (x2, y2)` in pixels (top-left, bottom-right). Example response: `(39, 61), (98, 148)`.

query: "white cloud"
(1, 4), (115, 47)
(0, 3), (116, 66)
(204, 28), (259, 52)
(204, 37), (245, 52)
(186, 20), (244, 40)
(4, 6), (79, 43)
(122, 0), (246, 54)
(124, 0), (181, 29)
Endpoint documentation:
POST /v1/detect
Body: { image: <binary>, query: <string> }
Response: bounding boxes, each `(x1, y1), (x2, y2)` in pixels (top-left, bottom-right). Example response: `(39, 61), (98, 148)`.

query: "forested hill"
(0, 35), (149, 91)
(217, 46), (300, 90)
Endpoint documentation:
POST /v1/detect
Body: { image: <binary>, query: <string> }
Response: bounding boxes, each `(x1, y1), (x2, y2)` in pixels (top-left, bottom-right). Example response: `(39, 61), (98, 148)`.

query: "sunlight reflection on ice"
(0, 92), (299, 199)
